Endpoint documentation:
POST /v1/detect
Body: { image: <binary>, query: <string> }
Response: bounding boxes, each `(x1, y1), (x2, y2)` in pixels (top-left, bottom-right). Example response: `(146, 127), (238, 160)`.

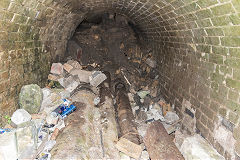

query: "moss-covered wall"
(1, 0), (240, 158)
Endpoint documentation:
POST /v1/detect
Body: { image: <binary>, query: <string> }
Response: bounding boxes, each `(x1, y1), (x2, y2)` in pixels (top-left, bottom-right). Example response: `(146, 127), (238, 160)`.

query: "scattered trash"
(89, 71), (107, 87)
(0, 128), (11, 134)
(52, 99), (76, 119)
(11, 109), (32, 126)
(115, 137), (143, 159)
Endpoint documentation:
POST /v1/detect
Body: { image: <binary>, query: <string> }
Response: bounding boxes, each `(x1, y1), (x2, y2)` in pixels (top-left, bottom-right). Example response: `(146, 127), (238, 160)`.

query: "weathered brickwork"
(1, 0), (240, 159)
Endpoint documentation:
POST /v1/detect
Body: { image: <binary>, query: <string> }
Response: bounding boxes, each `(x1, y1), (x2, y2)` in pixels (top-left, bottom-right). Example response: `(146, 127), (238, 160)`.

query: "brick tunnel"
(1, 0), (240, 159)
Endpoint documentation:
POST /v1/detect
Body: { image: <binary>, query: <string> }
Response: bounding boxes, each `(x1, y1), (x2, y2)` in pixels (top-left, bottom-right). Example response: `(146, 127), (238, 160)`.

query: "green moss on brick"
(196, 9), (213, 19)
(226, 78), (240, 90)
(211, 16), (231, 26)
(226, 99), (240, 114)
(221, 37), (240, 47)
(209, 54), (224, 64)
(212, 46), (228, 56)
(228, 111), (239, 124)
(0, 0), (10, 9)
(197, 0), (218, 8)
(211, 3), (234, 16)
(229, 48), (240, 58)
(225, 57), (240, 68)
(206, 28), (224, 36)
(228, 89), (239, 102)
(229, 14), (240, 25)
(233, 69), (240, 80)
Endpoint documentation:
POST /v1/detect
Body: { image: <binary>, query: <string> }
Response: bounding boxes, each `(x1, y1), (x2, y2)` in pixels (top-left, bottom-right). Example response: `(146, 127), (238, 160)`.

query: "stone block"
(214, 123), (236, 155)
(89, 71), (107, 87)
(11, 109), (31, 126)
(115, 138), (142, 159)
(67, 60), (82, 69)
(63, 63), (73, 73)
(0, 131), (17, 160)
(50, 63), (63, 75)
(70, 69), (92, 83)
(19, 84), (43, 114)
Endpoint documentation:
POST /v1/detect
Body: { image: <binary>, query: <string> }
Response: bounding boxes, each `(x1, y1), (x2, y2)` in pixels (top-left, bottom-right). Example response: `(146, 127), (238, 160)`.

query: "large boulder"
(19, 84), (43, 114)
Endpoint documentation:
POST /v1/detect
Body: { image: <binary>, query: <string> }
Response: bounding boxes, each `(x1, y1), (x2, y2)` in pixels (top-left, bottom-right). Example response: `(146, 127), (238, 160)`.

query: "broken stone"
(70, 69), (92, 83)
(146, 58), (156, 68)
(59, 90), (71, 99)
(67, 60), (82, 69)
(16, 122), (37, 159)
(119, 152), (131, 160)
(48, 74), (60, 81)
(50, 63), (63, 75)
(180, 134), (225, 160)
(140, 150), (150, 160)
(137, 123), (148, 138)
(11, 109), (32, 126)
(115, 138), (143, 159)
(19, 84), (43, 114)
(0, 131), (18, 160)
(89, 71), (107, 87)
(63, 63), (73, 73)
(42, 88), (51, 100)
(137, 90), (150, 99)
(164, 111), (179, 124)
(214, 121), (236, 156)
(159, 100), (172, 116)
(65, 81), (79, 93)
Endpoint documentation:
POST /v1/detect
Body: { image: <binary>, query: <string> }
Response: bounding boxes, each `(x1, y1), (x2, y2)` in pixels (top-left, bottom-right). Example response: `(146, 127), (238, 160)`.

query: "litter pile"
(0, 13), (225, 160)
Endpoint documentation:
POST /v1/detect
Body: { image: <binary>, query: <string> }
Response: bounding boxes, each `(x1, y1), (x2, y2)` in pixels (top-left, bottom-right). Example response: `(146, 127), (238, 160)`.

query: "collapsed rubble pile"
(0, 13), (225, 160)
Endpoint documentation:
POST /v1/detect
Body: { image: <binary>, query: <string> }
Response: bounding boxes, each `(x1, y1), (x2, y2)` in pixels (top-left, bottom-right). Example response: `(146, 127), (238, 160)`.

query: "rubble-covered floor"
(0, 13), (225, 160)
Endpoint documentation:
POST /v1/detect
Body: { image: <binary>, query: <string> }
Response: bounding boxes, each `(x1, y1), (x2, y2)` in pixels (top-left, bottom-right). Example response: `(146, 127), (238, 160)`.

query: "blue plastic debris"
(52, 99), (76, 119)
(0, 128), (12, 134)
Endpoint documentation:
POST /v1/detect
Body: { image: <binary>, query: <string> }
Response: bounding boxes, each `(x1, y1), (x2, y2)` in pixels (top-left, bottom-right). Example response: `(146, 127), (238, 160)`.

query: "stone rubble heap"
(0, 58), (225, 160)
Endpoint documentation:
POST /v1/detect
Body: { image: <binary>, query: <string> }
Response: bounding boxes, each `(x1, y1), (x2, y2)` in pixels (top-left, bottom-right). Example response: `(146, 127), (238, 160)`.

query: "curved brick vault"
(1, 0), (240, 158)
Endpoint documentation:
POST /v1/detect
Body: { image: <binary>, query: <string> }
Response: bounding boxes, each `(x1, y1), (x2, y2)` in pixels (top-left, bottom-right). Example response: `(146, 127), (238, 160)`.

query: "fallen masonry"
(0, 14), (227, 160)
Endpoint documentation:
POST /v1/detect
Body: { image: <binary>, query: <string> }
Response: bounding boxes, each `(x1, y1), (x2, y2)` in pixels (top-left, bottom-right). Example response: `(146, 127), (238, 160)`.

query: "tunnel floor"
(5, 13), (225, 160)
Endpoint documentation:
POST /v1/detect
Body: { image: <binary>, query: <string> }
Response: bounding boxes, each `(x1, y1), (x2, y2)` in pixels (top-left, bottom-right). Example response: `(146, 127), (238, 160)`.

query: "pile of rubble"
(0, 59), (108, 160)
(0, 13), (225, 160)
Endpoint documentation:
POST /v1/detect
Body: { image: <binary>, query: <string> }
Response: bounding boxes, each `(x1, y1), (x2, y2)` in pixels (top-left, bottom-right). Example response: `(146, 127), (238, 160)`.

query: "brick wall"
(1, 0), (240, 159)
